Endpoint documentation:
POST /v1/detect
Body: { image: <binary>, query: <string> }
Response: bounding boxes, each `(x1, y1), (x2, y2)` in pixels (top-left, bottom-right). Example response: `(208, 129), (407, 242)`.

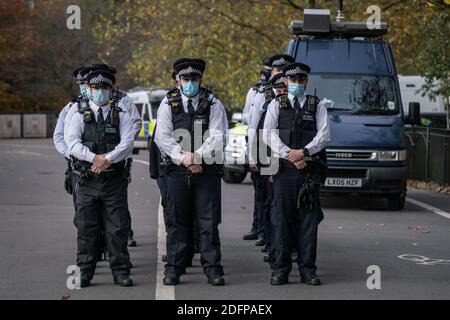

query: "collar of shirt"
(89, 101), (111, 120)
(288, 93), (306, 109)
(181, 92), (199, 110)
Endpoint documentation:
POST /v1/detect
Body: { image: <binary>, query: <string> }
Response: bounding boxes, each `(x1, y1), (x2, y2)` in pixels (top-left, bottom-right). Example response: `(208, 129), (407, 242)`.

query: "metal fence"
(405, 126), (450, 185)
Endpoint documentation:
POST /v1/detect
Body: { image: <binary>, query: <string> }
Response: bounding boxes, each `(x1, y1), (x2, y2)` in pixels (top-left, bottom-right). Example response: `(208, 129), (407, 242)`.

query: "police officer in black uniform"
(263, 62), (330, 285)
(155, 58), (228, 286)
(67, 69), (135, 287)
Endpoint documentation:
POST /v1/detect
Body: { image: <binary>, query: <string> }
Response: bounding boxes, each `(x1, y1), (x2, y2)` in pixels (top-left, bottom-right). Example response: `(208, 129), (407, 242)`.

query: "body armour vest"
(76, 106), (124, 169)
(168, 88), (214, 163)
(277, 95), (327, 164)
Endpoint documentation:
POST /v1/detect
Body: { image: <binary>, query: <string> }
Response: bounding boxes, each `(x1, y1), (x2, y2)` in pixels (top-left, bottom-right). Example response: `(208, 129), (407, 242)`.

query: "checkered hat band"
(89, 74), (113, 86)
(272, 58), (286, 66)
(285, 67), (308, 77)
(178, 66), (202, 76)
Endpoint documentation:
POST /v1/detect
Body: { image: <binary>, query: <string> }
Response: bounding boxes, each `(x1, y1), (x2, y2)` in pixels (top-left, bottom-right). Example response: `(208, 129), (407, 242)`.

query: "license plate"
(325, 178), (362, 188)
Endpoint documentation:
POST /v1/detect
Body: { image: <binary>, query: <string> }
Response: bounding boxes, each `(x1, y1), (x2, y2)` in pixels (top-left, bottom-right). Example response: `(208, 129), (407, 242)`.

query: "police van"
(127, 87), (168, 154)
(287, 7), (422, 210)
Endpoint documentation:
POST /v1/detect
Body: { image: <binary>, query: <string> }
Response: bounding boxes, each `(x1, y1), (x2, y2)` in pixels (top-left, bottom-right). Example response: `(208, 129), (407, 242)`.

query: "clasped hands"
(181, 152), (203, 174)
(91, 154), (112, 174)
(285, 149), (307, 170)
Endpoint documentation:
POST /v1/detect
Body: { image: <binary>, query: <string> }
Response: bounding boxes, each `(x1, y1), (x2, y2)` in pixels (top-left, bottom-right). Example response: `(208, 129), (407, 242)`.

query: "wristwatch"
(302, 148), (310, 157)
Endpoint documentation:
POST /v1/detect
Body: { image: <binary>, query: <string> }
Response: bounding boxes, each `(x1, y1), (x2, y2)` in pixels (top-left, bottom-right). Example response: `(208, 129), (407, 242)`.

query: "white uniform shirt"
(64, 95), (141, 157)
(242, 87), (258, 125)
(53, 102), (72, 159)
(67, 101), (135, 163)
(154, 91), (228, 165)
(263, 93), (330, 158)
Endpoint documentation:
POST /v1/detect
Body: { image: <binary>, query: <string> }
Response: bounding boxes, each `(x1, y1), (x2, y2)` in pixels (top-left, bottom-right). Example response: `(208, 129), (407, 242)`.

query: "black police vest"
(277, 95), (327, 163)
(76, 106), (124, 169)
(278, 96), (318, 149)
(169, 89), (213, 155)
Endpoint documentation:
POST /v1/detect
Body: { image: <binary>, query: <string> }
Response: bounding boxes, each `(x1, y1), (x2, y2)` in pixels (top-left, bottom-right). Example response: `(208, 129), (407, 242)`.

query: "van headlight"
(377, 150), (406, 161)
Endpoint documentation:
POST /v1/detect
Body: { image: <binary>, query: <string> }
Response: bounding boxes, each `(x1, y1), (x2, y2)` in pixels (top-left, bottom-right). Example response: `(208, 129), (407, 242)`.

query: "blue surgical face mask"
(288, 83), (305, 97)
(92, 89), (110, 106)
(181, 81), (200, 97)
(79, 85), (88, 99)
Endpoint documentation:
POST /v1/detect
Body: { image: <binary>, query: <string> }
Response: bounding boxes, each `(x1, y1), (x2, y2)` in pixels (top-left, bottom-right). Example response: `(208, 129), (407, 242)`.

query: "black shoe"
(301, 273), (322, 286)
(263, 255), (273, 263)
(163, 274), (180, 285)
(207, 275), (225, 286)
(270, 275), (288, 285)
(261, 244), (269, 253)
(243, 230), (257, 240)
(162, 255), (167, 262)
(114, 275), (133, 287)
(255, 237), (265, 246)
(128, 236), (137, 247)
(80, 276), (91, 288)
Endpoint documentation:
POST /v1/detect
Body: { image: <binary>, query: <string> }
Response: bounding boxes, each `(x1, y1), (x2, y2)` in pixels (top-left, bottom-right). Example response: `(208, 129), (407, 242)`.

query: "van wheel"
(387, 193), (405, 210)
(222, 169), (246, 184)
(132, 148), (139, 155)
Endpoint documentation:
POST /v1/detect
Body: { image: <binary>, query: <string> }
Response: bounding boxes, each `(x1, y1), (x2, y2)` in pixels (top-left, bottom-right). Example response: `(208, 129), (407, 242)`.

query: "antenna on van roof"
(336, 0), (345, 22)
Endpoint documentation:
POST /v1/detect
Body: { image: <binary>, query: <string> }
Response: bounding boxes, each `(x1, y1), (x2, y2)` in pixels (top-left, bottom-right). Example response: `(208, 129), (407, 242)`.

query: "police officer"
(248, 73), (288, 265)
(242, 59), (271, 241)
(263, 62), (330, 285)
(64, 63), (141, 249)
(53, 67), (90, 218)
(249, 54), (294, 248)
(155, 58), (228, 286)
(67, 69), (135, 287)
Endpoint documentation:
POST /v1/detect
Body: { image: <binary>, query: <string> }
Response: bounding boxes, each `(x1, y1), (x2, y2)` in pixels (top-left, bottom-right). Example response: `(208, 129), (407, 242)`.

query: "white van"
(399, 75), (445, 115)
(127, 87), (168, 154)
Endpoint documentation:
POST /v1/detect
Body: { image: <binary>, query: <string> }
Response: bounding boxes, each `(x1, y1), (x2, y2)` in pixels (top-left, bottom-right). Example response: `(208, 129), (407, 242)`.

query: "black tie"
(293, 97), (301, 112)
(97, 107), (104, 127)
(187, 99), (195, 115)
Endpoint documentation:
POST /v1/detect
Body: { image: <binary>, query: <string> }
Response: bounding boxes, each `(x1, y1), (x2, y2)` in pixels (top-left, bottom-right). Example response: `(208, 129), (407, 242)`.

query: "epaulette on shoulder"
(276, 94), (289, 109)
(77, 100), (91, 114)
(167, 87), (182, 112)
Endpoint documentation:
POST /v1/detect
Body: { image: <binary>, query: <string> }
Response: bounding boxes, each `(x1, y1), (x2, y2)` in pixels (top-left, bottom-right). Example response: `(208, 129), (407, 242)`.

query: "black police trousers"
(75, 172), (131, 280)
(165, 166), (223, 277)
(250, 172), (259, 234)
(253, 171), (274, 244)
(272, 167), (323, 277)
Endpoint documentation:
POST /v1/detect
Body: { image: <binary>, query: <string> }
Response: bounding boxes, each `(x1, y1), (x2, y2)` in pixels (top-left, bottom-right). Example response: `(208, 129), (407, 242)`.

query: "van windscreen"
(306, 74), (399, 115)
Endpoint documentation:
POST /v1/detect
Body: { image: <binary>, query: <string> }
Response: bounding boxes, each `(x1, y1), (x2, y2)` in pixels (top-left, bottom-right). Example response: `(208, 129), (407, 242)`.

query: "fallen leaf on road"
(338, 226), (343, 230)
(408, 225), (423, 231)
(60, 294), (71, 300)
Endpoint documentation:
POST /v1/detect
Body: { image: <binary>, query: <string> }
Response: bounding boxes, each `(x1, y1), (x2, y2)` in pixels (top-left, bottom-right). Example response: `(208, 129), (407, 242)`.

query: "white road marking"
(406, 197), (450, 219)
(134, 159), (175, 300)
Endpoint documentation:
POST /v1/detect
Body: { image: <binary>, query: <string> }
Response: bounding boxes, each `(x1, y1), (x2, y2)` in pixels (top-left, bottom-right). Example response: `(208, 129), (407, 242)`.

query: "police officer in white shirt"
(155, 58), (228, 286)
(263, 62), (330, 286)
(67, 69), (135, 288)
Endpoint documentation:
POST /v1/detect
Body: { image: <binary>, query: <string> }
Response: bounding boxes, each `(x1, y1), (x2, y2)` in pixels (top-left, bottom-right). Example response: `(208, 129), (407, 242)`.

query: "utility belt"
(279, 159), (297, 169)
(73, 159), (126, 179)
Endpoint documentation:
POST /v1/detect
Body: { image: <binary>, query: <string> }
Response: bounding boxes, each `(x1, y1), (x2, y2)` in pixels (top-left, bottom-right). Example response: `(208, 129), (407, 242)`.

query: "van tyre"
(387, 193), (405, 210)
